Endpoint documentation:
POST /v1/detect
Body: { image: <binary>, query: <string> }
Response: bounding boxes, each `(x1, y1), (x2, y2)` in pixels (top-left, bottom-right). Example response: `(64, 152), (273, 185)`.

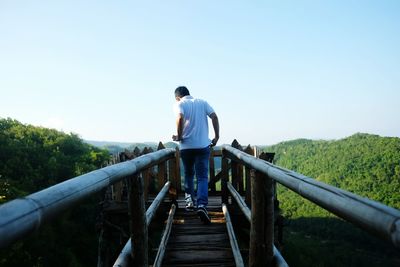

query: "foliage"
(0, 118), (110, 267)
(265, 133), (400, 266)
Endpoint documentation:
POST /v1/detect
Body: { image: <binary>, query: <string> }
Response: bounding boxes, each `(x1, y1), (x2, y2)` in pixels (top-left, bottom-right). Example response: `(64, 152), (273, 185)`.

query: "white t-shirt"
(173, 95), (215, 150)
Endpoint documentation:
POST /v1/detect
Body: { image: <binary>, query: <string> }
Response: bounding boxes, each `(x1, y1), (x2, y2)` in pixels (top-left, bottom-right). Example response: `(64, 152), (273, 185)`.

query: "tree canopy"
(0, 118), (110, 266)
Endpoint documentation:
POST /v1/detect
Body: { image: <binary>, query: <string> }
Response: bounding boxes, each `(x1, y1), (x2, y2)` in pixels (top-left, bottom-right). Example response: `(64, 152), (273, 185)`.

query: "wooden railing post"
(168, 150), (180, 202)
(244, 145), (254, 206)
(260, 152), (277, 256)
(175, 148), (181, 193)
(249, 169), (266, 267)
(249, 167), (274, 267)
(231, 140), (240, 191)
(157, 142), (167, 191)
(265, 173), (275, 266)
(221, 153), (229, 204)
(209, 147), (216, 193)
(128, 174), (148, 267)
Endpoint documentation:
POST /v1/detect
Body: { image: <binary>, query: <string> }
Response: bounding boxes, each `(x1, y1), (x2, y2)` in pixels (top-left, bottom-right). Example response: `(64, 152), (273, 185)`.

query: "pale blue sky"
(1, 1), (399, 145)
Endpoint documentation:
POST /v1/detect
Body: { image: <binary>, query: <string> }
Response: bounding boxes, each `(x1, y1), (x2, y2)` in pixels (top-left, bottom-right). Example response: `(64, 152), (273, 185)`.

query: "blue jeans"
(180, 147), (210, 207)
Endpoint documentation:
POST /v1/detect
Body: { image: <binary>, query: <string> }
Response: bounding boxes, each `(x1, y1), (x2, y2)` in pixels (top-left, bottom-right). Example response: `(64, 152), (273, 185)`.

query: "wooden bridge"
(1, 140), (399, 266)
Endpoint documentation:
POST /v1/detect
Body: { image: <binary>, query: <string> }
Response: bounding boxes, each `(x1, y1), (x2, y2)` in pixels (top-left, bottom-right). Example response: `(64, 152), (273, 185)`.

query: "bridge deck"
(161, 196), (236, 267)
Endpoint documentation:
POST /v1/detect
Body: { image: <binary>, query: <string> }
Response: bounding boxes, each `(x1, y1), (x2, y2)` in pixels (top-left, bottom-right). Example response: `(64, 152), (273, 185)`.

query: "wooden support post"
(221, 154), (229, 204)
(260, 152), (277, 257)
(168, 153), (177, 202)
(143, 169), (150, 201)
(249, 169), (266, 267)
(244, 145), (253, 206)
(157, 142), (167, 192)
(128, 174), (148, 267)
(265, 174), (275, 266)
(209, 147), (216, 193)
(231, 140), (240, 190)
(175, 148), (181, 193)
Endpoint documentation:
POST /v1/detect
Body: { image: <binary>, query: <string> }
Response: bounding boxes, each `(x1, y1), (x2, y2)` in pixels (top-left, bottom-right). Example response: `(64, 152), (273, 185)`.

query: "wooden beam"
(221, 154), (229, 204)
(249, 169), (265, 267)
(128, 174), (148, 267)
(168, 159), (177, 201)
(244, 145), (253, 206)
(231, 140), (240, 191)
(209, 147), (216, 193)
(227, 182), (251, 221)
(157, 142), (167, 191)
(222, 204), (245, 267)
(175, 148), (181, 194)
(153, 204), (177, 267)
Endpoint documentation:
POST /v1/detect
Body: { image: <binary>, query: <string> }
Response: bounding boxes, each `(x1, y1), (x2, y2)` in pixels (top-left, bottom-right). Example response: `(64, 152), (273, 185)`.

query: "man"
(172, 86), (220, 224)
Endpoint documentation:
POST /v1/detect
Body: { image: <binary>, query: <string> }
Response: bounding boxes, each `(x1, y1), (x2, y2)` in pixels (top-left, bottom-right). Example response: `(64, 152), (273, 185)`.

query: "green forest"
(0, 118), (110, 267)
(1, 117), (399, 266)
(266, 133), (400, 266)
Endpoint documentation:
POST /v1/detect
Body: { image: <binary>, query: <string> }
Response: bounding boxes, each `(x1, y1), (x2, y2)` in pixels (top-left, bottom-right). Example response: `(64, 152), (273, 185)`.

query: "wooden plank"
(161, 196), (236, 266)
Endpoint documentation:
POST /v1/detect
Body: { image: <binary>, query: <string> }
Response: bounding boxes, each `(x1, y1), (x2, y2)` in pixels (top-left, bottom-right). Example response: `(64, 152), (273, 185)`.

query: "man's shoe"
(197, 206), (211, 224)
(185, 193), (194, 211)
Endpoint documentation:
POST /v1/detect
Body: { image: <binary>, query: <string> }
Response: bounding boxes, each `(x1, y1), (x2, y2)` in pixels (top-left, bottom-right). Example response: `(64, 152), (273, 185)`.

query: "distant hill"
(85, 140), (178, 154)
(264, 133), (400, 267)
(266, 132), (400, 212)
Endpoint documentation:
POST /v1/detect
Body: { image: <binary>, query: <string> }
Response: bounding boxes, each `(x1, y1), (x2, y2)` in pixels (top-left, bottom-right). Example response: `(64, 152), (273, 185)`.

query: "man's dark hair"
(175, 86), (190, 97)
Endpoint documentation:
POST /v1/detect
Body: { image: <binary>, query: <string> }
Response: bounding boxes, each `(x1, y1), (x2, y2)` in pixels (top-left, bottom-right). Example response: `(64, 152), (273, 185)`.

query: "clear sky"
(1, 1), (399, 146)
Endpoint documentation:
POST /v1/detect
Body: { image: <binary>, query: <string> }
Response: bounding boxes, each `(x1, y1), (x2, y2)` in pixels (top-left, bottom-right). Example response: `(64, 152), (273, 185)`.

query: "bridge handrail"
(222, 145), (400, 249)
(113, 181), (171, 267)
(0, 148), (175, 249)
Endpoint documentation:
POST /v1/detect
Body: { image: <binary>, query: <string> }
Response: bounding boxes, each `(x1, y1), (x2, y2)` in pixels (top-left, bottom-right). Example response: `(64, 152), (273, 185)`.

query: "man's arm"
(172, 113), (184, 141)
(209, 112), (219, 146)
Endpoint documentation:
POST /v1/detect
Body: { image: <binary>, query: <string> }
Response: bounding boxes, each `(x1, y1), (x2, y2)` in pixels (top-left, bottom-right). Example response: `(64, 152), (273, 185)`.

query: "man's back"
(174, 95), (214, 150)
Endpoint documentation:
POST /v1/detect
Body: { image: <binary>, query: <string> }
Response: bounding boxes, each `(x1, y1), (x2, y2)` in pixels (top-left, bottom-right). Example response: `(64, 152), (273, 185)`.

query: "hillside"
(265, 133), (400, 266)
(0, 118), (110, 267)
(267, 133), (400, 212)
(86, 140), (178, 154)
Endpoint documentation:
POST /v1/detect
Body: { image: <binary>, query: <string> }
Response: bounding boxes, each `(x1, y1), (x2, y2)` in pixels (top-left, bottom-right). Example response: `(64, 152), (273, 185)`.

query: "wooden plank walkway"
(161, 196), (236, 267)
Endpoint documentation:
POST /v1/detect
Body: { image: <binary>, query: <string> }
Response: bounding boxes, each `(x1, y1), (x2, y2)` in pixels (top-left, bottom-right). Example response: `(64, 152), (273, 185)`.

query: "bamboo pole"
(222, 204), (245, 267)
(227, 182), (251, 220)
(153, 204), (177, 267)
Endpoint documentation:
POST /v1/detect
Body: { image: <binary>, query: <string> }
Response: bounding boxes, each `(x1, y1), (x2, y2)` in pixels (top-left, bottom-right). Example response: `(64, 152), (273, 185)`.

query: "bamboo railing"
(220, 143), (400, 267)
(0, 145), (180, 267)
(1, 139), (399, 267)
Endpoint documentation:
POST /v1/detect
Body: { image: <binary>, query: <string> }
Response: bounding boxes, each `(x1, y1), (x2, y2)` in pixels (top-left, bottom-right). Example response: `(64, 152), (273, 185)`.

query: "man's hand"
(172, 135), (180, 141)
(211, 137), (219, 147)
